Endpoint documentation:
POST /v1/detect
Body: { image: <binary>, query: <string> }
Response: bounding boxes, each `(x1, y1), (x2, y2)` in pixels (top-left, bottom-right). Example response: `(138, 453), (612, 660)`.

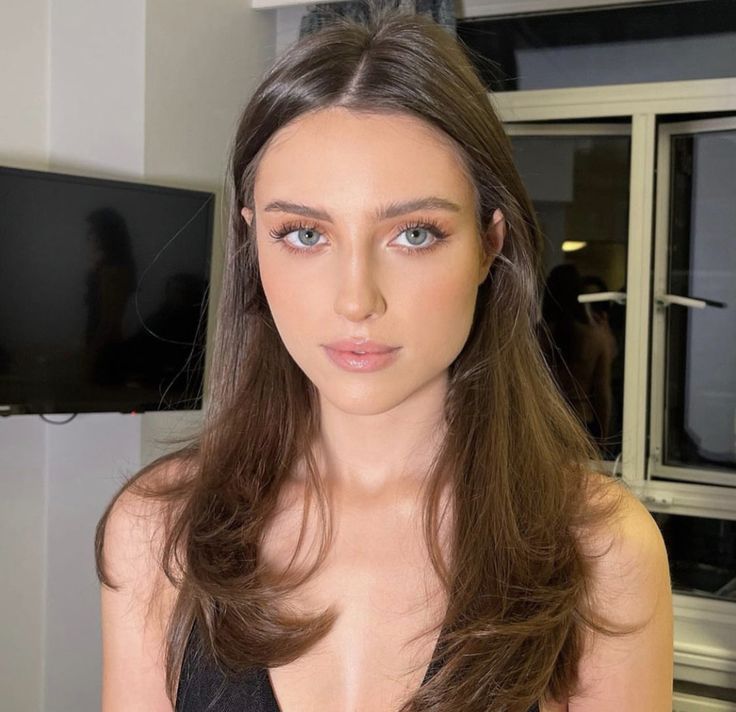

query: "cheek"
(260, 258), (295, 314)
(257, 241), (480, 373)
(258, 254), (325, 356)
(416, 273), (478, 357)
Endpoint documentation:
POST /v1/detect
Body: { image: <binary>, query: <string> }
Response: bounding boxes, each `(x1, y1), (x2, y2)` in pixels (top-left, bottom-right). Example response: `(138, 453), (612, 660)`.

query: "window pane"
(663, 129), (736, 476)
(510, 132), (630, 459)
(652, 511), (736, 602)
(457, 0), (736, 91)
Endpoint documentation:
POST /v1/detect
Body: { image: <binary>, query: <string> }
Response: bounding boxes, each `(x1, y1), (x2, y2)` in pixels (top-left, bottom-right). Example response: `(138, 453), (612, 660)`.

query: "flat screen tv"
(0, 165), (214, 416)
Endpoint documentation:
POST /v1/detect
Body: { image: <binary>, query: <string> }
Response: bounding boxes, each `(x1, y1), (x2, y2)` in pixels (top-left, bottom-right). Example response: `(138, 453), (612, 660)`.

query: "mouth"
(322, 343), (401, 373)
(323, 339), (399, 354)
(336, 348), (389, 355)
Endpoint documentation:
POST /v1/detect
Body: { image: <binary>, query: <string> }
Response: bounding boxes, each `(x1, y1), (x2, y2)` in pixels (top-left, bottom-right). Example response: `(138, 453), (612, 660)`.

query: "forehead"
(253, 107), (475, 211)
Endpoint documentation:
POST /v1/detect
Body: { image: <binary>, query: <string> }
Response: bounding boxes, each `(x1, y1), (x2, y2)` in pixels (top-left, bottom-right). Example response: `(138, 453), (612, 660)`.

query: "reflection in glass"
(457, 0), (736, 92)
(652, 511), (736, 602)
(511, 134), (630, 458)
(83, 208), (138, 387)
(665, 130), (736, 474)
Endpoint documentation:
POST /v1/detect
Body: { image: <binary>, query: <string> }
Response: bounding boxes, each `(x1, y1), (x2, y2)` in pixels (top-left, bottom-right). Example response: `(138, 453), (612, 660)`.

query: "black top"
(176, 623), (540, 712)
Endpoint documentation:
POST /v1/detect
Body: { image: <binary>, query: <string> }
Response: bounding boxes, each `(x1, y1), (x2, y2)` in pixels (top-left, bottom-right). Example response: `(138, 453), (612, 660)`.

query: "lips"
(322, 341), (401, 373)
(323, 338), (399, 354)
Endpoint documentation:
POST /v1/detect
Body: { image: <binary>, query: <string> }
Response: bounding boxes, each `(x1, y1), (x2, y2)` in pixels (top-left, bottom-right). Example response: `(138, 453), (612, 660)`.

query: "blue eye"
(292, 227), (322, 247)
(397, 226), (433, 247)
(392, 219), (451, 256)
(268, 224), (325, 251)
(267, 217), (450, 256)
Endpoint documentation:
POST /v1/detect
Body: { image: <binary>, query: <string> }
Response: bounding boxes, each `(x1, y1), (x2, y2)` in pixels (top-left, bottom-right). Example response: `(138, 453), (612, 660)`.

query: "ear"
(241, 206), (254, 227)
(478, 208), (506, 284)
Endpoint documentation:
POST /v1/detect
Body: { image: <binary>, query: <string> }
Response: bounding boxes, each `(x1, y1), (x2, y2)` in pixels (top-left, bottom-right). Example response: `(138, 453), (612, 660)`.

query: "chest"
(258, 484), (450, 712)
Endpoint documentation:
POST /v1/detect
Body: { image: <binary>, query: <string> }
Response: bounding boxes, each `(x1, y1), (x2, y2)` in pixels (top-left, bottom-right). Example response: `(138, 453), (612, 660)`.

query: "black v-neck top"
(175, 622), (540, 712)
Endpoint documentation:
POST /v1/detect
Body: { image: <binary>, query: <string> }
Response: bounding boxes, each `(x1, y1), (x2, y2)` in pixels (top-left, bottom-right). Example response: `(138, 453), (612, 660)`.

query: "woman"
(541, 265), (615, 448)
(96, 4), (673, 711)
(83, 207), (137, 386)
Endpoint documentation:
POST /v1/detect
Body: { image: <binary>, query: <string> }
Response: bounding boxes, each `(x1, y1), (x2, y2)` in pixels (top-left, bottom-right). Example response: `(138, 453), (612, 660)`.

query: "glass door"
(507, 124), (631, 461)
(651, 117), (736, 488)
(649, 116), (736, 606)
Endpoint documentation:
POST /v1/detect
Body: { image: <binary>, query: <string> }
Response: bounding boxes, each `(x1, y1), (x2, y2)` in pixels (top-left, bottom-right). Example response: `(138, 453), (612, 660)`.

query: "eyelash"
(266, 217), (451, 256)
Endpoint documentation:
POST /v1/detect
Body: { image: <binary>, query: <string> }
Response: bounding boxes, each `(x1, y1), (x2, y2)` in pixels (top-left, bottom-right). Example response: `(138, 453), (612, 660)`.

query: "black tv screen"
(0, 165), (214, 416)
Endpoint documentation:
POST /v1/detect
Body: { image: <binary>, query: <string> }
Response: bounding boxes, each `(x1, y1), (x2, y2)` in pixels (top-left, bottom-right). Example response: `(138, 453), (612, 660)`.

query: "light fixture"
(562, 240), (587, 252)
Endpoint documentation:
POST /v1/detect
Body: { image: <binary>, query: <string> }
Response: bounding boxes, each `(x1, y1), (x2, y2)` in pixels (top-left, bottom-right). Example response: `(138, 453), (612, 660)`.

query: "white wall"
(0, 0), (48, 169)
(0, 3), (49, 710)
(48, 0), (146, 178)
(0, 416), (45, 712)
(43, 415), (144, 712)
(0, 2), (276, 710)
(276, 4), (306, 54)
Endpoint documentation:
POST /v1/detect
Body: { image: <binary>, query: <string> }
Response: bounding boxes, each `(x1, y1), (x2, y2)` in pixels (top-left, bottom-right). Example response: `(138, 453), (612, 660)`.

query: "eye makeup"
(266, 216), (451, 257)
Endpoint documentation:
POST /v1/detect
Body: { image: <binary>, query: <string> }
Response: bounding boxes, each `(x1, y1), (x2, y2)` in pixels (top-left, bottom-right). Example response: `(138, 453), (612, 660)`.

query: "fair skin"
(100, 107), (673, 711)
(241, 107), (496, 712)
(244, 107), (496, 493)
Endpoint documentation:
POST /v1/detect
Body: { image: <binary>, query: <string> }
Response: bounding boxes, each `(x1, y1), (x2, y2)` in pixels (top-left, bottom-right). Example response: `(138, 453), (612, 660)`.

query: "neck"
(310, 371), (449, 496)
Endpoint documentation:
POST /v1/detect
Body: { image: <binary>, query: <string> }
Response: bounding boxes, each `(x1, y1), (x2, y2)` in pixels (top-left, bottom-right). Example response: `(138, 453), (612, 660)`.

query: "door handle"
(577, 291), (627, 305)
(655, 293), (726, 310)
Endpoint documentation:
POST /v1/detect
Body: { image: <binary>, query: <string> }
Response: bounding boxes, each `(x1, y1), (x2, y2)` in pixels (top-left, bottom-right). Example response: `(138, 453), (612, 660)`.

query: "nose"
(333, 249), (386, 322)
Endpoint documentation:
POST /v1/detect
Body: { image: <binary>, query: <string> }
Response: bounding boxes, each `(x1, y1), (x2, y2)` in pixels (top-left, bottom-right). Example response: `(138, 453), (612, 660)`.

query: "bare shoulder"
(100, 456), (191, 712)
(100, 456), (189, 590)
(567, 472), (674, 711)
(579, 473), (668, 594)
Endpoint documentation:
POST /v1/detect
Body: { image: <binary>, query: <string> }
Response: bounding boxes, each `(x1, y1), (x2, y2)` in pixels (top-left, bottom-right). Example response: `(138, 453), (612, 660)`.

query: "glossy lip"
(323, 338), (399, 354)
(321, 338), (401, 373)
(324, 338), (399, 355)
(322, 346), (400, 373)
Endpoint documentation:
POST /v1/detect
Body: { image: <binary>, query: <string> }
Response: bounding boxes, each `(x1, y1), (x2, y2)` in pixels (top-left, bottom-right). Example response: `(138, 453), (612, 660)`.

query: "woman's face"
(242, 107), (504, 416)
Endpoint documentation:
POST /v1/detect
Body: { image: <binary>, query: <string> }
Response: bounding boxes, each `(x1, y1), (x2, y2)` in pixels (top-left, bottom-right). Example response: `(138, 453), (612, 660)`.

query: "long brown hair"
(95, 4), (635, 710)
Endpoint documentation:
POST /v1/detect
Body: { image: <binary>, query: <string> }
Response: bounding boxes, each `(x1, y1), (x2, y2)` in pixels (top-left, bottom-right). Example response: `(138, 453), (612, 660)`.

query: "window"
(509, 125), (631, 459)
(457, 0), (736, 91)
(651, 118), (736, 486)
(653, 511), (736, 602)
(493, 72), (736, 690)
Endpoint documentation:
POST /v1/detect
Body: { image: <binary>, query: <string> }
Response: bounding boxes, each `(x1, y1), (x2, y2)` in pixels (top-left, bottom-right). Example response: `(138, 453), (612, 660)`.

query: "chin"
(315, 381), (414, 416)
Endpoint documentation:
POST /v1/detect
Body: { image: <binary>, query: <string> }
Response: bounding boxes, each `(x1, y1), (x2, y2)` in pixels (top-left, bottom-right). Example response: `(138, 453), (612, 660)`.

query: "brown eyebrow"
(262, 196), (462, 222)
